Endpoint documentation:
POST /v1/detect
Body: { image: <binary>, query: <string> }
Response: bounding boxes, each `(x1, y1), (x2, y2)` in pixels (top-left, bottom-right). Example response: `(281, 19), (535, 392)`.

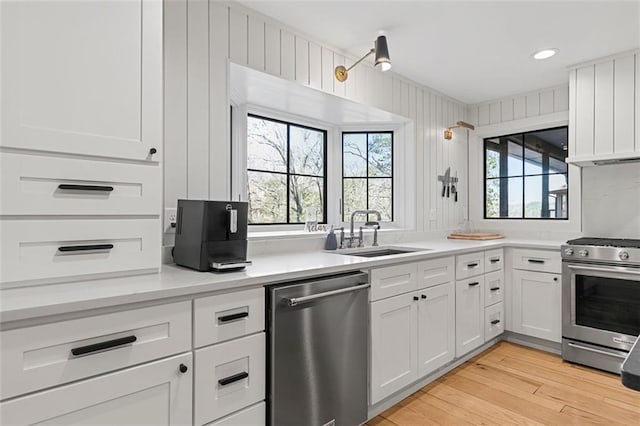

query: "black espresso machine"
(173, 200), (252, 272)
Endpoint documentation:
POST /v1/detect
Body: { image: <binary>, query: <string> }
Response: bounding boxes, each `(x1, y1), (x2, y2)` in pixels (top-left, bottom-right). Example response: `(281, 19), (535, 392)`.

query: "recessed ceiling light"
(533, 48), (558, 60)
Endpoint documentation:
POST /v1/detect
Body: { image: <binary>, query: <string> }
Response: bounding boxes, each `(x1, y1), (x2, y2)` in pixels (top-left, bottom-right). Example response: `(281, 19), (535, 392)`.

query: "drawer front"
(511, 249), (561, 273)
(370, 263), (418, 301)
(455, 252), (485, 279)
(417, 257), (454, 289)
(0, 152), (160, 215)
(207, 402), (265, 426)
(485, 301), (505, 341)
(0, 301), (191, 400)
(484, 249), (504, 273)
(194, 288), (265, 348)
(484, 270), (504, 307)
(0, 218), (160, 284)
(195, 333), (266, 425)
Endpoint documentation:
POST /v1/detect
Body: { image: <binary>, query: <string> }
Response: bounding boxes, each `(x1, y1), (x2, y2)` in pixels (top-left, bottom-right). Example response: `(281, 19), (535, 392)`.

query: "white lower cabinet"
(370, 292), (418, 404)
(0, 353), (192, 425)
(417, 282), (455, 377)
(206, 402), (265, 426)
(512, 270), (562, 342)
(455, 276), (485, 357)
(485, 301), (505, 341)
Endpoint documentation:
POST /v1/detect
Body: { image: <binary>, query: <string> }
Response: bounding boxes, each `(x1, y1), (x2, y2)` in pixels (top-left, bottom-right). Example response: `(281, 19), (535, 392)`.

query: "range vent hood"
(566, 153), (640, 167)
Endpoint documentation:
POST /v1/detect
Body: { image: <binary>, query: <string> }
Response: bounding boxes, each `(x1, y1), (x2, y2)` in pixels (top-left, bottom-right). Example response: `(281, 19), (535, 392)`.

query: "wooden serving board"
(448, 232), (505, 240)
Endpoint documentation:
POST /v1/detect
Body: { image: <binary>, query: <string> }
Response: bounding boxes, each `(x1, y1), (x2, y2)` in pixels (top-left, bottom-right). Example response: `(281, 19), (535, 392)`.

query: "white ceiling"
(238, 0), (640, 104)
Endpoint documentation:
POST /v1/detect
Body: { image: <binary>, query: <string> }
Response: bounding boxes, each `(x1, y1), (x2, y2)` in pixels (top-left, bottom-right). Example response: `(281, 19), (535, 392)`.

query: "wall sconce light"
(335, 35), (391, 82)
(444, 121), (475, 140)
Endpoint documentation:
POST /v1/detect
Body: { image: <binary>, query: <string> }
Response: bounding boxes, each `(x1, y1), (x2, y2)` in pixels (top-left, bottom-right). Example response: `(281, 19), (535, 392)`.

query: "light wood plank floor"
(367, 342), (640, 425)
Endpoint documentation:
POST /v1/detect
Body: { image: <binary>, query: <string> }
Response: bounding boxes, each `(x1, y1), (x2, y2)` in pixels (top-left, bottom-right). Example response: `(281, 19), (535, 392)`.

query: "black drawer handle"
(58, 244), (114, 252)
(58, 184), (114, 192)
(467, 263), (479, 268)
(491, 319), (501, 325)
(218, 312), (249, 323)
(528, 259), (545, 264)
(468, 282), (480, 287)
(218, 371), (249, 386)
(490, 258), (500, 264)
(490, 287), (500, 291)
(71, 335), (136, 357)
(421, 294), (427, 299)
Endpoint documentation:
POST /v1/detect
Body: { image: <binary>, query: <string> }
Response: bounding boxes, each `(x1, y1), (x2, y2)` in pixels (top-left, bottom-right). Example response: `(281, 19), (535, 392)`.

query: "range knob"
(578, 249), (589, 257)
(564, 248), (574, 256)
(619, 251), (630, 261)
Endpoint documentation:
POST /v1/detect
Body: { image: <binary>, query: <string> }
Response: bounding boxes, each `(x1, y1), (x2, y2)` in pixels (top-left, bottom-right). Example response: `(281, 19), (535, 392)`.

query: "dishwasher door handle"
(286, 283), (370, 307)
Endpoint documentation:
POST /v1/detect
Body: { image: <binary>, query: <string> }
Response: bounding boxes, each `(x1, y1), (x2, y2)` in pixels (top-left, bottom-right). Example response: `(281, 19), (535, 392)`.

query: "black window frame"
(483, 126), (569, 220)
(247, 113), (328, 225)
(341, 131), (394, 222)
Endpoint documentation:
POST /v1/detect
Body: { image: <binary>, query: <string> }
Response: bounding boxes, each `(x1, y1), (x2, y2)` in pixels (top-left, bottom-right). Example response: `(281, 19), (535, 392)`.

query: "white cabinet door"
(0, 353), (192, 425)
(1, 0), (162, 161)
(512, 270), (562, 342)
(370, 293), (418, 404)
(455, 276), (485, 357)
(417, 282), (455, 377)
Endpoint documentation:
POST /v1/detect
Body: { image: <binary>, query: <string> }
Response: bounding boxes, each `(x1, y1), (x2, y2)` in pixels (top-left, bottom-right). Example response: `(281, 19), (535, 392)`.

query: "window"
(342, 131), (394, 222)
(246, 114), (327, 224)
(484, 126), (568, 219)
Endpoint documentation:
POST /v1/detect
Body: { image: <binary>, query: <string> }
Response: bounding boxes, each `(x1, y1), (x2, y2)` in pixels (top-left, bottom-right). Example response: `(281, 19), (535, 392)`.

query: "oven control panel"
(561, 244), (640, 266)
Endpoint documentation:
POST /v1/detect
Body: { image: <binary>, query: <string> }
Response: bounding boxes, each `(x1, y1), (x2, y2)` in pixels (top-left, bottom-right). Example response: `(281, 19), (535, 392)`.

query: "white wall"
(582, 164), (640, 239)
(163, 0), (469, 247)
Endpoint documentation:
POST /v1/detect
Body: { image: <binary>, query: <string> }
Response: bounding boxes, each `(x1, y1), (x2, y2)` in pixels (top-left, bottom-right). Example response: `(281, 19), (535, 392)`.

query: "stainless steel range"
(562, 238), (640, 373)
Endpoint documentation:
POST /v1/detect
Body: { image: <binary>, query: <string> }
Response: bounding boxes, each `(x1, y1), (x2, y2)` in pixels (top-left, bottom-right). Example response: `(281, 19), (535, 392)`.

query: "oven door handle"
(567, 264), (640, 276)
(567, 342), (627, 359)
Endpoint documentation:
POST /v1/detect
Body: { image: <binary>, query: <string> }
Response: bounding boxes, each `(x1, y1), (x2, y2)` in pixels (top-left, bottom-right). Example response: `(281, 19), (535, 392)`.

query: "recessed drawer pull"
(490, 258), (500, 264)
(467, 262), (479, 268)
(218, 371), (249, 386)
(71, 335), (137, 357)
(527, 258), (545, 264)
(490, 319), (501, 325)
(218, 312), (249, 323)
(58, 244), (114, 252)
(58, 184), (114, 192)
(490, 287), (500, 291)
(468, 282), (480, 287)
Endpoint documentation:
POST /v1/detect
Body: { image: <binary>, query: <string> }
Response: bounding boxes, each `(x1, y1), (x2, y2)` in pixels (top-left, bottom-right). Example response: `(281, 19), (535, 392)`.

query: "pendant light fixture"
(335, 35), (391, 82)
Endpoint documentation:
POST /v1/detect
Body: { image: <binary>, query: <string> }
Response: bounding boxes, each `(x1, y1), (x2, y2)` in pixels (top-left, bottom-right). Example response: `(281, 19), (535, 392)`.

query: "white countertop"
(0, 238), (563, 324)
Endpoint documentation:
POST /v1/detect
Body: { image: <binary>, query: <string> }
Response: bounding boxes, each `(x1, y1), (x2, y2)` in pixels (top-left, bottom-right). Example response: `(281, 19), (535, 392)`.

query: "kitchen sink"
(336, 247), (428, 258)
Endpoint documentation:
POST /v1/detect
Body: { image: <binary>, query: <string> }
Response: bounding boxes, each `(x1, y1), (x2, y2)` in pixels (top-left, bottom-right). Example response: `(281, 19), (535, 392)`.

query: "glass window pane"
(368, 179), (392, 221)
(289, 175), (324, 224)
(549, 156), (568, 174)
(524, 175), (542, 218)
(289, 126), (324, 176)
(247, 171), (287, 223)
(247, 116), (287, 173)
(486, 144), (500, 178)
(368, 133), (392, 177)
(343, 178), (367, 222)
(343, 133), (367, 177)
(524, 146), (543, 175)
(485, 177), (523, 218)
(484, 137), (522, 177)
(507, 139), (523, 176)
(549, 173), (568, 218)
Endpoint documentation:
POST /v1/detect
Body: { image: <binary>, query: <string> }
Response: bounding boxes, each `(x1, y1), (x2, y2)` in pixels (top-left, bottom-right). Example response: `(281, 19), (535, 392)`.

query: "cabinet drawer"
(484, 249), (504, 272)
(194, 288), (265, 348)
(207, 402), (265, 426)
(512, 249), (561, 273)
(417, 257), (454, 289)
(0, 353), (192, 426)
(0, 218), (160, 284)
(195, 333), (266, 425)
(455, 252), (485, 279)
(484, 270), (504, 307)
(370, 263), (418, 301)
(0, 301), (191, 400)
(0, 152), (160, 215)
(485, 302), (505, 341)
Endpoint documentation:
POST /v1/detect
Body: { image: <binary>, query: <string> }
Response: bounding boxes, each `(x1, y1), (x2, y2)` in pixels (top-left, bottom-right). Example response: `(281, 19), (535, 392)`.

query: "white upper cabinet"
(1, 0), (162, 161)
(568, 50), (640, 166)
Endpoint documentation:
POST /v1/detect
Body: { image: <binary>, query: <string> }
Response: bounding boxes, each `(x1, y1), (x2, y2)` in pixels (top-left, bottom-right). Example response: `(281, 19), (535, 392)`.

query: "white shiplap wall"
(164, 0), (468, 245)
(466, 85), (569, 129)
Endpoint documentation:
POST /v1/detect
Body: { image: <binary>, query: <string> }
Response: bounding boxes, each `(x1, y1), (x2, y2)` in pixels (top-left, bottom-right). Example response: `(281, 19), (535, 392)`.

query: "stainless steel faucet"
(344, 209), (382, 248)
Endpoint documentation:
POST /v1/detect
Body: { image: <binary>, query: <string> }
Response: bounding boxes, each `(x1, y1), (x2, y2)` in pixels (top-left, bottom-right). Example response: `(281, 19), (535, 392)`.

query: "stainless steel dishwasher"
(266, 271), (369, 426)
